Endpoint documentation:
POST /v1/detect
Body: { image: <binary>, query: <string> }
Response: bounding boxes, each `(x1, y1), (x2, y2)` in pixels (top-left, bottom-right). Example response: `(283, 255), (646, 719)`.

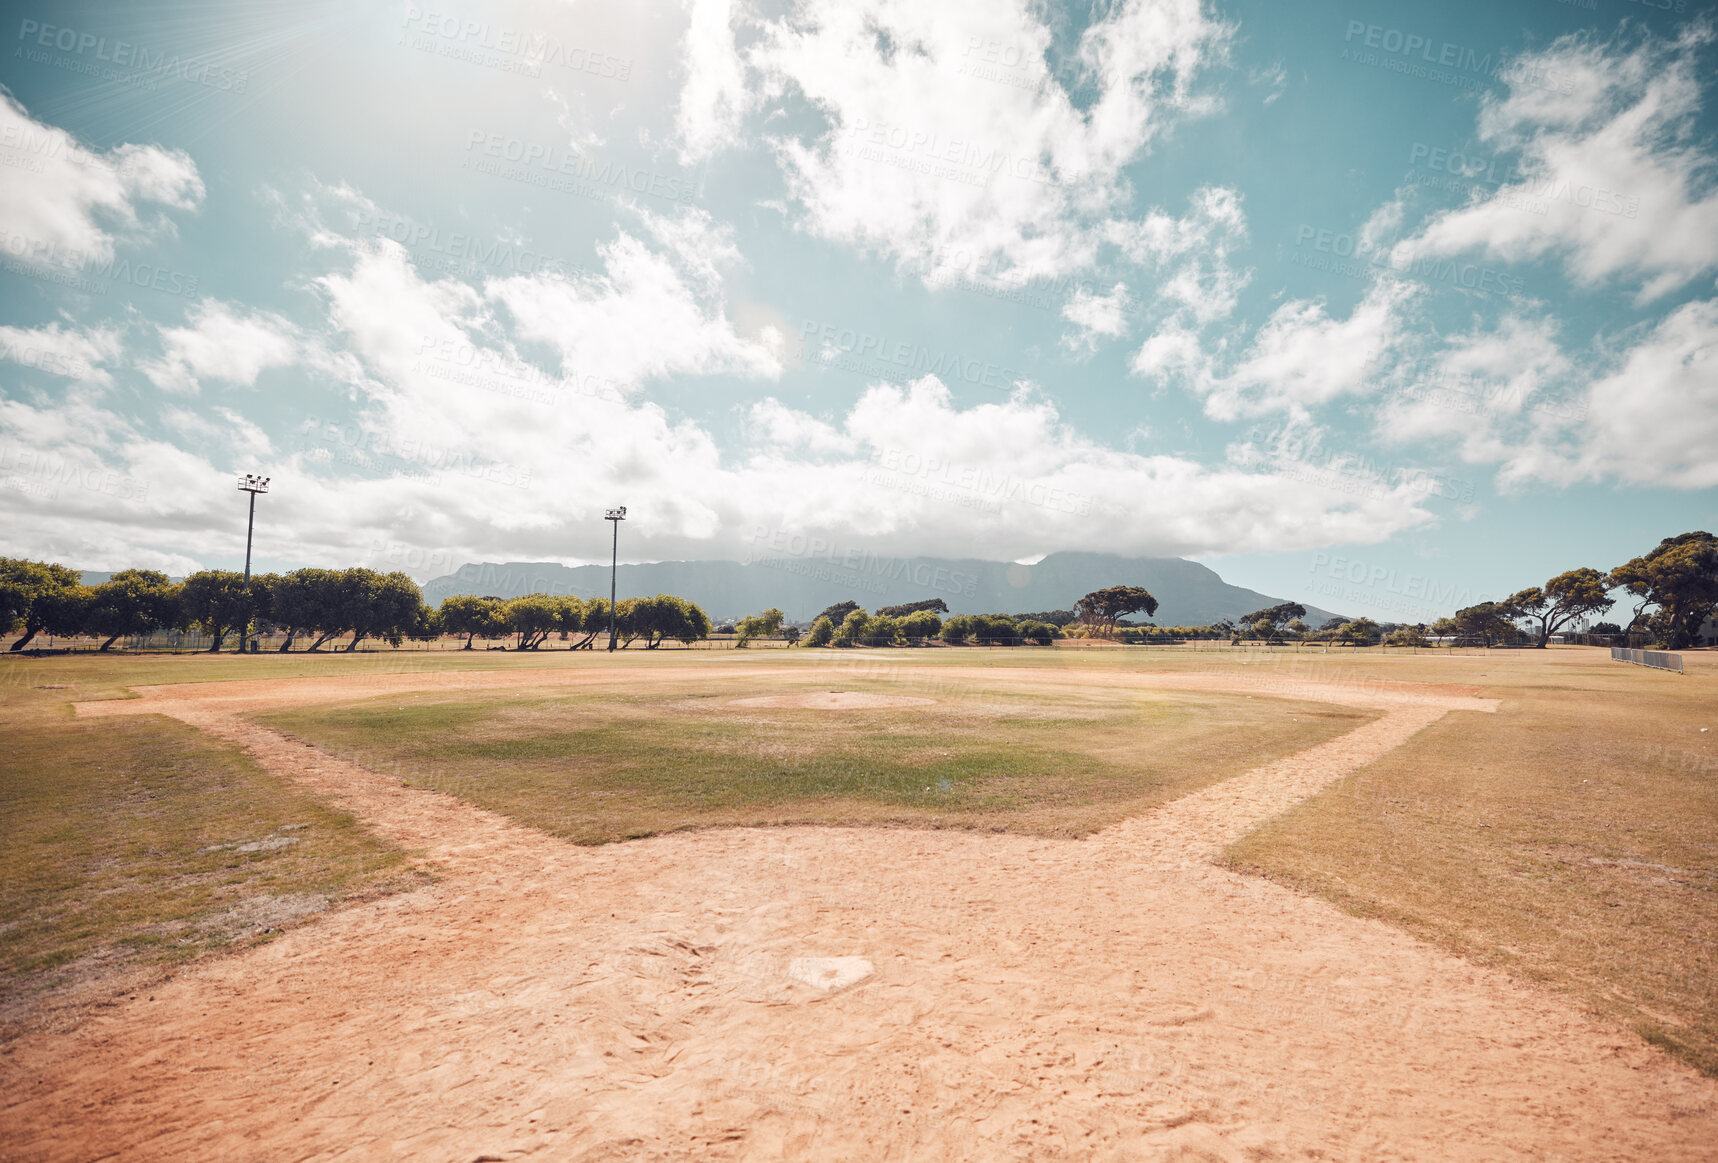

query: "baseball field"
(1, 645), (1714, 1158)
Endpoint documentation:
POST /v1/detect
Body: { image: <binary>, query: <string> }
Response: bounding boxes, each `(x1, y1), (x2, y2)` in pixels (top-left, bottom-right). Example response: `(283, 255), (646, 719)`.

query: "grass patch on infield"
(0, 676), (412, 1036)
(1223, 650), (1718, 1077)
(255, 676), (1373, 844)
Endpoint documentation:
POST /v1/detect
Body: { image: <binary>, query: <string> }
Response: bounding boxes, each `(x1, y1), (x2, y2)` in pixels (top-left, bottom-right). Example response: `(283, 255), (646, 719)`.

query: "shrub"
(803, 616), (834, 646)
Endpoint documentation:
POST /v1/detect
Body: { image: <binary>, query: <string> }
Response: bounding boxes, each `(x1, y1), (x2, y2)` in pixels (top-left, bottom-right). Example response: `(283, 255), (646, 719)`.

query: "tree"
(1440, 602), (1523, 647)
(1239, 602), (1307, 635)
(939, 614), (976, 644)
(875, 598), (948, 618)
(973, 614), (1018, 644)
(1385, 626), (1429, 648)
(865, 614), (901, 647)
(1507, 567), (1615, 648)
(85, 570), (178, 651)
(271, 568), (347, 651)
(1016, 619), (1059, 645)
(179, 570), (256, 652)
(440, 594), (504, 649)
(36, 585), (95, 642)
(1609, 532), (1718, 650)
(831, 609), (870, 647)
(899, 609), (942, 643)
(633, 594), (709, 647)
(802, 616), (834, 647)
(1, 558), (83, 651)
(816, 600), (862, 627)
(735, 607), (785, 647)
(1075, 586), (1158, 638)
(1337, 617), (1381, 646)
(503, 593), (562, 649)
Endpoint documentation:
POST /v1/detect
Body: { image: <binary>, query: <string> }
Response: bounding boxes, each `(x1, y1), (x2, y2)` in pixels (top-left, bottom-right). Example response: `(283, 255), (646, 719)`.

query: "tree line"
(0, 558), (712, 653)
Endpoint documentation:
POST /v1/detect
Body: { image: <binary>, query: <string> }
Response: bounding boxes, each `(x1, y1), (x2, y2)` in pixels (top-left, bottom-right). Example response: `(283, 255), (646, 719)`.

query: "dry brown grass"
(1223, 648), (1718, 1075)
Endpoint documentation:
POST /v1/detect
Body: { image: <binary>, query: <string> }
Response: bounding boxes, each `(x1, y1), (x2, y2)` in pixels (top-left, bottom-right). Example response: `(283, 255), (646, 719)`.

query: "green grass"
(255, 677), (1373, 844)
(0, 670), (414, 1036)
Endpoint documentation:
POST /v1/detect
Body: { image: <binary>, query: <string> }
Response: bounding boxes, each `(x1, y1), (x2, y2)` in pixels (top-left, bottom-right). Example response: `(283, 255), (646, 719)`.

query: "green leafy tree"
(1440, 602), (1523, 647)
(1238, 602), (1307, 636)
(37, 585), (95, 642)
(735, 607), (785, 647)
(271, 568), (347, 651)
(939, 614), (975, 644)
(865, 614), (902, 647)
(178, 570), (256, 652)
(1, 558), (83, 651)
(439, 594), (505, 649)
(86, 570), (178, 651)
(1016, 619), (1059, 645)
(1075, 586), (1159, 638)
(1337, 617), (1381, 646)
(973, 614), (1019, 644)
(831, 609), (871, 647)
(816, 600), (862, 627)
(1385, 626), (1429, 648)
(1507, 567), (1615, 648)
(576, 597), (612, 649)
(633, 594), (709, 647)
(1609, 532), (1718, 650)
(875, 598), (948, 618)
(504, 593), (563, 649)
(899, 609), (942, 643)
(802, 615), (834, 647)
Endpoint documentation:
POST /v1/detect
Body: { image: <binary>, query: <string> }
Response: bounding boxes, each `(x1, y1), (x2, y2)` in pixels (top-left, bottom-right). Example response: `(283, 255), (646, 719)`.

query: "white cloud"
(1197, 280), (1416, 422)
(749, 0), (1230, 284)
(0, 322), (121, 385)
(141, 301), (301, 393)
(1394, 24), (1718, 303)
(0, 93), (202, 266)
(1110, 185), (1249, 326)
(1576, 298), (1718, 488)
(1061, 282), (1131, 352)
(676, 0), (751, 163)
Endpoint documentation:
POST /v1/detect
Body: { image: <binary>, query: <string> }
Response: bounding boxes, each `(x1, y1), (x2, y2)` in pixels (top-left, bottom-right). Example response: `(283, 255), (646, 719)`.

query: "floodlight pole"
(604, 506), (626, 651)
(237, 474), (270, 651)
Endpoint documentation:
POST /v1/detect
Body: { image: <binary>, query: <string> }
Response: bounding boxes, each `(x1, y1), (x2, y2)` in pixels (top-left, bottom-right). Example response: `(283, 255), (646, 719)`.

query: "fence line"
(1611, 646), (1684, 674)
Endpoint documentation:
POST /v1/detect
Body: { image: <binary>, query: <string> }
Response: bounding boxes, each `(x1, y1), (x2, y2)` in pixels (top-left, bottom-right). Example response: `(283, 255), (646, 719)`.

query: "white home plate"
(788, 957), (875, 991)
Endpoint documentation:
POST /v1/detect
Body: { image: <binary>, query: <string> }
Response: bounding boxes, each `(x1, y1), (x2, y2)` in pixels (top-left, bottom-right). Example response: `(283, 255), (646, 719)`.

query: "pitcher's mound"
(730, 691), (936, 710)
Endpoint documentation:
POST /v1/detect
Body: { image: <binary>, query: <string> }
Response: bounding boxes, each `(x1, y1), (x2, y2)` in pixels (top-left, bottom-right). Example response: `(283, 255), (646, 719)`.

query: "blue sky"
(1, 0), (1713, 621)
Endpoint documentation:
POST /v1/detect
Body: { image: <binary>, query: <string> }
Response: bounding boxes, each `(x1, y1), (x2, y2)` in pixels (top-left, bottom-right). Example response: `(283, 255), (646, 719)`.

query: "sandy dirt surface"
(4, 664), (1716, 1160)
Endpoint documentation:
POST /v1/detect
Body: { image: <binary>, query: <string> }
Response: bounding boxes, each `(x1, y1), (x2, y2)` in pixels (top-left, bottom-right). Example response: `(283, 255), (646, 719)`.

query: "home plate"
(788, 957), (875, 991)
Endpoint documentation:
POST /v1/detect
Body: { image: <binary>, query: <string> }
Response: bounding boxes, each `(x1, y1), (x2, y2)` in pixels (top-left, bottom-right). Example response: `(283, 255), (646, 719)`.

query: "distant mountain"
(421, 551), (1346, 627)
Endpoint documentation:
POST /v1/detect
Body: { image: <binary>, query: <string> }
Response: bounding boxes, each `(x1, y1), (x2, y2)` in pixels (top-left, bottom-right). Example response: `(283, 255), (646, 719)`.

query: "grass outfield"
(253, 674), (1372, 843)
(0, 663), (415, 1036)
(1221, 648), (1718, 1076)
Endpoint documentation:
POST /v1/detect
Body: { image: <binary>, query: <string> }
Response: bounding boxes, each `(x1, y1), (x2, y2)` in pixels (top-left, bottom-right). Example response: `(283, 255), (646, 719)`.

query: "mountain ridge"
(420, 552), (1347, 627)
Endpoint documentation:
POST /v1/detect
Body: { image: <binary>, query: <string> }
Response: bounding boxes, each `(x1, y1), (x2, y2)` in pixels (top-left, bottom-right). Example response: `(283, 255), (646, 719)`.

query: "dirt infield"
(4, 663), (1716, 1159)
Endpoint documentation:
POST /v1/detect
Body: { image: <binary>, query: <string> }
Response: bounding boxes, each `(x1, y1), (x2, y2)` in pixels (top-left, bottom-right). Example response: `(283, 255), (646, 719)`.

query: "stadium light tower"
(237, 474), (270, 654)
(237, 474), (270, 584)
(605, 506), (626, 651)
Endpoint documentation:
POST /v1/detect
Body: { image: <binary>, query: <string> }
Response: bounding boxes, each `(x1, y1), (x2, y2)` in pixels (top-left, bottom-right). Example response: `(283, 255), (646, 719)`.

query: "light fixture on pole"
(237, 474), (269, 652)
(604, 506), (626, 651)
